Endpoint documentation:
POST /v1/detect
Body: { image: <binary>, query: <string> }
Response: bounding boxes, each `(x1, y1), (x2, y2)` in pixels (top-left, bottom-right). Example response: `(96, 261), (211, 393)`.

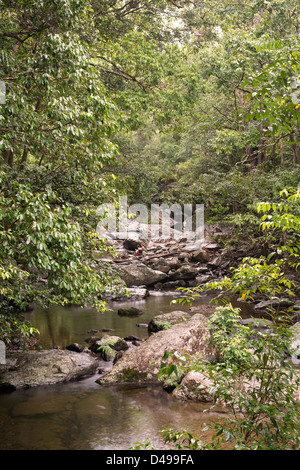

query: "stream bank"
(1, 223), (300, 451)
(1, 221), (300, 395)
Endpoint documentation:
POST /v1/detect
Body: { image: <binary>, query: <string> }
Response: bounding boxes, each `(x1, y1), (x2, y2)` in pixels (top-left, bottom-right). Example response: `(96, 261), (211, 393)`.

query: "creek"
(0, 292), (255, 450)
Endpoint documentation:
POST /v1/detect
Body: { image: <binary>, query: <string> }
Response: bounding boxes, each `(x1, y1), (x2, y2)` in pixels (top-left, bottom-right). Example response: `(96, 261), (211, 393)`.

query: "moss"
(154, 320), (173, 331)
(117, 307), (143, 317)
(121, 368), (148, 383)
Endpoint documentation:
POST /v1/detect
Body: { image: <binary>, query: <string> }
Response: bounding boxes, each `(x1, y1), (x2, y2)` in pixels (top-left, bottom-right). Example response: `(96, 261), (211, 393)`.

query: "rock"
(123, 335), (142, 342)
(113, 351), (124, 364)
(202, 243), (220, 251)
(89, 335), (129, 354)
(0, 350), (99, 391)
(84, 335), (101, 345)
(123, 238), (141, 251)
(190, 250), (210, 263)
(136, 323), (148, 328)
(116, 262), (168, 287)
(207, 257), (222, 269)
(147, 258), (169, 270)
(87, 329), (99, 335)
(117, 307), (144, 317)
(168, 265), (198, 281)
(96, 313), (211, 385)
(66, 343), (85, 353)
(148, 311), (191, 333)
(292, 313), (300, 323)
(172, 371), (216, 402)
(127, 287), (149, 299)
(156, 265), (171, 273)
(254, 297), (295, 310)
(161, 280), (186, 290)
(240, 318), (273, 330)
(178, 252), (191, 261)
(164, 258), (181, 270)
(113, 287), (149, 300)
(288, 321), (300, 363)
(195, 274), (211, 284)
(172, 362), (300, 404)
(197, 266), (209, 273)
(293, 301), (300, 311)
(100, 347), (115, 362)
(188, 304), (216, 316)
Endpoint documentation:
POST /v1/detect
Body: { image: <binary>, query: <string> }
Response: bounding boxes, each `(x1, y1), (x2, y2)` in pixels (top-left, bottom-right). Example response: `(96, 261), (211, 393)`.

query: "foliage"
(244, 40), (300, 137)
(206, 256), (295, 304)
(160, 428), (203, 450)
(0, 172), (120, 314)
(154, 305), (300, 450)
(206, 303), (252, 367)
(153, 192), (300, 450)
(157, 348), (190, 389)
(0, 0), (299, 359)
(257, 186), (300, 268)
(0, 305), (39, 347)
(129, 438), (155, 450)
(0, 0), (119, 171)
(203, 318), (300, 450)
(97, 344), (115, 360)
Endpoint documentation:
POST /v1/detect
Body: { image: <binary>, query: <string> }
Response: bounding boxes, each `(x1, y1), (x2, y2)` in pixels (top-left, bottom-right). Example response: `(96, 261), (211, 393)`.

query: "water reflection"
(23, 293), (198, 349)
(0, 377), (213, 450)
(0, 292), (256, 450)
(23, 292), (256, 350)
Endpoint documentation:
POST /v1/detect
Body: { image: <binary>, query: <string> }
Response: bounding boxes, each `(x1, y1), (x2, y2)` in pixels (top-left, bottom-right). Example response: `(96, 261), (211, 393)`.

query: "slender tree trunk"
(280, 136), (284, 165)
(290, 132), (299, 165)
(246, 145), (254, 170)
(257, 119), (264, 166)
(20, 147), (28, 168)
(4, 149), (14, 167)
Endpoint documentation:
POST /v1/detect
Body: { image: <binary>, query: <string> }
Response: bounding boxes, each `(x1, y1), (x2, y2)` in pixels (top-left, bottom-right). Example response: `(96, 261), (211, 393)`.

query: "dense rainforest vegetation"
(0, 1), (299, 343)
(1, 0), (300, 451)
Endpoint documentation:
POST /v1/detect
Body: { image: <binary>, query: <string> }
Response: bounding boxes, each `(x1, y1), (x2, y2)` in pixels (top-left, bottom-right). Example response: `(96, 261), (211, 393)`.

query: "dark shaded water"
(0, 292), (255, 450)
(22, 292), (195, 350)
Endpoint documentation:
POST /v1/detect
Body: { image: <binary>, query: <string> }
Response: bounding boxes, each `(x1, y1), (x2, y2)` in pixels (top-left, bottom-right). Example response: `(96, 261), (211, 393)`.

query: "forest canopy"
(0, 0), (299, 341)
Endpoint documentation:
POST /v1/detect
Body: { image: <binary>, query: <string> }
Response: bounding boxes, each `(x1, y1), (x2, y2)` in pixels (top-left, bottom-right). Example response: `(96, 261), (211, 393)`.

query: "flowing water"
(0, 292), (255, 450)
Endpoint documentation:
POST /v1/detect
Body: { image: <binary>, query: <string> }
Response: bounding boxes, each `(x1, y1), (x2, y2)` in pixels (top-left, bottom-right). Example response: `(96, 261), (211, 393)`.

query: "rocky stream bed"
(1, 222), (300, 406)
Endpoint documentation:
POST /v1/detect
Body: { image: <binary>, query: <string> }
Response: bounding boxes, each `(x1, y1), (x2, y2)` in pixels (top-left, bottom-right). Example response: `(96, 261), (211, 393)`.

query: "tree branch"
(92, 56), (148, 91)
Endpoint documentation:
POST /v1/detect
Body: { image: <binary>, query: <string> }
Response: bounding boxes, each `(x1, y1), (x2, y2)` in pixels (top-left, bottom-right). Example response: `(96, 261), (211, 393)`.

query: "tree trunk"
(4, 149), (14, 167)
(290, 132), (299, 165)
(280, 136), (284, 165)
(20, 147), (28, 168)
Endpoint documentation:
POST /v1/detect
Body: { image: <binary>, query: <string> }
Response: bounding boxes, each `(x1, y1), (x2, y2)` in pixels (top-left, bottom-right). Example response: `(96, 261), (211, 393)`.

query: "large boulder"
(117, 307), (144, 317)
(0, 350), (99, 391)
(172, 365), (300, 405)
(96, 313), (211, 385)
(123, 238), (141, 251)
(190, 250), (210, 263)
(168, 265), (198, 281)
(148, 311), (192, 333)
(116, 262), (168, 286)
(112, 286), (149, 301)
(172, 370), (216, 403)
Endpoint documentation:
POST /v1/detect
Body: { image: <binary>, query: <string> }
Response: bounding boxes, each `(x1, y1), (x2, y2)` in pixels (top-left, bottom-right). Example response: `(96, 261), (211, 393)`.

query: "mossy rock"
(98, 345), (116, 361)
(117, 307), (143, 317)
(148, 311), (191, 333)
(121, 368), (148, 383)
(89, 335), (129, 354)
